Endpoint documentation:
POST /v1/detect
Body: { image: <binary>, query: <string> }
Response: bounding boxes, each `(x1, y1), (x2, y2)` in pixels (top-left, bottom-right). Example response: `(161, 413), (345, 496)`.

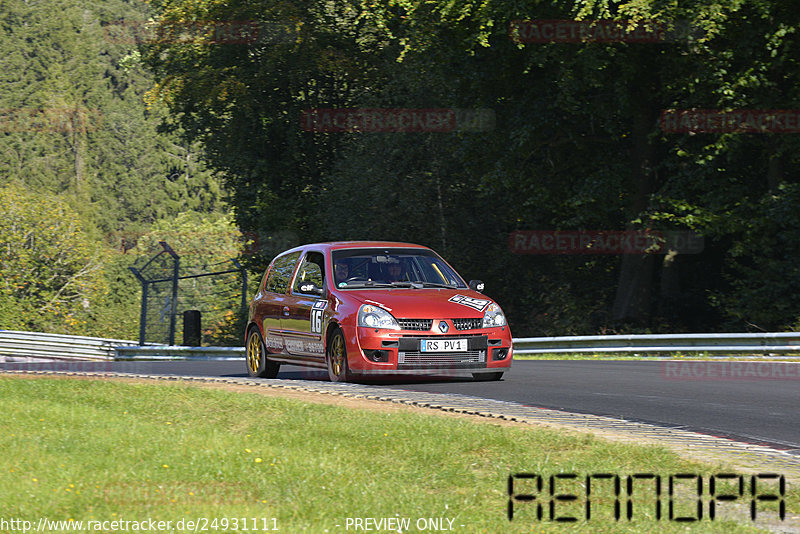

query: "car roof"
(282, 241), (433, 254)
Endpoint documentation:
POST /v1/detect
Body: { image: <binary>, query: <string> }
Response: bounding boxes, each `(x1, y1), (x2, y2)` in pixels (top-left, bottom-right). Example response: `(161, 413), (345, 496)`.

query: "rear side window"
(265, 252), (301, 294)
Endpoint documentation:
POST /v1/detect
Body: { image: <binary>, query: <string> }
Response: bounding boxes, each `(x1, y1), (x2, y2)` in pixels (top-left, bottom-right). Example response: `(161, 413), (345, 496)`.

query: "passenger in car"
(387, 261), (407, 282)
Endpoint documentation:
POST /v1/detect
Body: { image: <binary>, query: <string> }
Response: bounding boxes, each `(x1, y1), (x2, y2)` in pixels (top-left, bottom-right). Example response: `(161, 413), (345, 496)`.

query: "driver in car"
(387, 261), (406, 282)
(335, 261), (350, 284)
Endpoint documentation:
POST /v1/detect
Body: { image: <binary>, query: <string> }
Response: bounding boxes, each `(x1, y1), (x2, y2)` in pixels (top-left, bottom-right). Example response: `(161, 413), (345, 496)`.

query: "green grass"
(0, 376), (795, 533)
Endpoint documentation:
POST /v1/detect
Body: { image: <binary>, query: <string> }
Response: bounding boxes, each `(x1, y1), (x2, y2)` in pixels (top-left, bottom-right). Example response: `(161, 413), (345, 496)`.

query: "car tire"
(326, 328), (351, 382)
(472, 371), (504, 381)
(246, 328), (280, 378)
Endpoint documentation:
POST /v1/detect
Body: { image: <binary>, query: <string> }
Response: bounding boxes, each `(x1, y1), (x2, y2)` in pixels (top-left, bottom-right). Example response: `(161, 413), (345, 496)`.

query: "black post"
(159, 241), (180, 346)
(129, 267), (148, 346)
(232, 259), (248, 313)
(183, 310), (202, 346)
(170, 257), (179, 345)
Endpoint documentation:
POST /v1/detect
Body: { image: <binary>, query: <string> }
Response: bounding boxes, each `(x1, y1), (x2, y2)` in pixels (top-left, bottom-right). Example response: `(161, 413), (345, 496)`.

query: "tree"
(0, 184), (108, 333)
(0, 0), (235, 338)
(141, 0), (800, 335)
(0, 0), (228, 234)
(141, 0), (390, 266)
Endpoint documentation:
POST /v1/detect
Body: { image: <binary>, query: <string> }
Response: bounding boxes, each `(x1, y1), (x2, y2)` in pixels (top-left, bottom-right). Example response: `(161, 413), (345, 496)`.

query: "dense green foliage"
(3, 0), (800, 337)
(0, 185), (106, 332)
(0, 0), (238, 338)
(140, 0), (800, 335)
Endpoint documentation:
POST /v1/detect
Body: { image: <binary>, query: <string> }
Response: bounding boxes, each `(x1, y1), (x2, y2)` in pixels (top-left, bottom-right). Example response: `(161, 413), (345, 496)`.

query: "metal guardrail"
(0, 331), (241, 362)
(114, 345), (244, 361)
(0, 330), (137, 361)
(513, 332), (800, 355)
(3, 330), (800, 362)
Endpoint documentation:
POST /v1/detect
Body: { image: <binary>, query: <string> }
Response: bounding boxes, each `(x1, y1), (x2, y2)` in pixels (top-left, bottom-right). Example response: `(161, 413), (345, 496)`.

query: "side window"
(265, 252), (301, 294)
(292, 251), (325, 295)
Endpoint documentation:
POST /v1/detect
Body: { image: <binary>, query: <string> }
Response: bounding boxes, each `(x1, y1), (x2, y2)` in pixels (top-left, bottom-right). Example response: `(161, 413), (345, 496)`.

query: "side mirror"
(300, 282), (324, 296)
(468, 280), (485, 293)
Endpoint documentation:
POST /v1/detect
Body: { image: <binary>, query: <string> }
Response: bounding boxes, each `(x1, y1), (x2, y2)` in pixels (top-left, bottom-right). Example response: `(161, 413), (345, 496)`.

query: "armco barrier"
(513, 332), (800, 355)
(0, 330), (240, 362)
(114, 345), (244, 360)
(0, 330), (136, 361)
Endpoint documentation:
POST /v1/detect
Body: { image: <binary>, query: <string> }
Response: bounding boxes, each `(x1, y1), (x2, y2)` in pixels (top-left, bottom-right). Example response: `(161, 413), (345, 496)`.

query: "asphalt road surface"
(9, 359), (799, 452)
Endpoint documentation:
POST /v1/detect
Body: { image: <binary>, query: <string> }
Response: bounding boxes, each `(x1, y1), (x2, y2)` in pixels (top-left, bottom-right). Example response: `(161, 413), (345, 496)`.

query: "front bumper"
(348, 325), (513, 374)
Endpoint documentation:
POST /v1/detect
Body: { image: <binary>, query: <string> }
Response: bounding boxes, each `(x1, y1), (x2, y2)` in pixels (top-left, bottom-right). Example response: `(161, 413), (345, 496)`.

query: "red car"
(245, 241), (512, 382)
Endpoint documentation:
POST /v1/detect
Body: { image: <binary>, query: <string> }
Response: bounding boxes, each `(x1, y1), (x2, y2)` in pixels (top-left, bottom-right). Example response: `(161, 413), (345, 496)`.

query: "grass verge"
(1, 376), (795, 533)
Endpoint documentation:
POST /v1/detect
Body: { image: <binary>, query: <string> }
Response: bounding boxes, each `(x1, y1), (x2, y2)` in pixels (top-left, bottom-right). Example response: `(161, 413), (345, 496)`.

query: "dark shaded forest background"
(2, 0), (799, 340)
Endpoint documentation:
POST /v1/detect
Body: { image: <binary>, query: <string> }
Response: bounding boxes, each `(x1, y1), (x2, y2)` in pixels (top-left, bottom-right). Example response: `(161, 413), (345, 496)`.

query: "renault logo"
(438, 321), (449, 333)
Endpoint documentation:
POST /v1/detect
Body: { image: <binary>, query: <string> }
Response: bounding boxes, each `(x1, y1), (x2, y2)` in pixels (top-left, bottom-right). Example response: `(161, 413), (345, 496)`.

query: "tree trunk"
(610, 65), (660, 325)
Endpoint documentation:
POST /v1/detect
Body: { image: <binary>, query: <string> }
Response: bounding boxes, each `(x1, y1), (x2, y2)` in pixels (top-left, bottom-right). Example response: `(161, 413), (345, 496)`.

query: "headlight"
(358, 304), (401, 330)
(482, 303), (506, 328)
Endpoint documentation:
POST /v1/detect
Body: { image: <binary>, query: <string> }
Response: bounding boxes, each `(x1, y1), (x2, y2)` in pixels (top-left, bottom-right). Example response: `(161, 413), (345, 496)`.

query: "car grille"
(452, 318), (483, 330)
(397, 319), (433, 331)
(398, 350), (486, 367)
(397, 318), (483, 331)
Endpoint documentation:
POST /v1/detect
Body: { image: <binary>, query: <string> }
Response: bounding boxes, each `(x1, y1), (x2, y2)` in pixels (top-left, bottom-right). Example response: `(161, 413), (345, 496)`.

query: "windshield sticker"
(449, 294), (490, 312)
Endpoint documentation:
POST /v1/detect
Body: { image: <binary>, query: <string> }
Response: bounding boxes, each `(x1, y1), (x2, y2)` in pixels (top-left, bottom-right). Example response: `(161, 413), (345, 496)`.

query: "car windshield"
(332, 248), (467, 289)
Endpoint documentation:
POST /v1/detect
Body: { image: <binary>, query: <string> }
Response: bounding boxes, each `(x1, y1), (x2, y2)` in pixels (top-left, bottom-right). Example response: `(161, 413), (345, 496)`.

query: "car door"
(280, 250), (327, 362)
(258, 251), (301, 355)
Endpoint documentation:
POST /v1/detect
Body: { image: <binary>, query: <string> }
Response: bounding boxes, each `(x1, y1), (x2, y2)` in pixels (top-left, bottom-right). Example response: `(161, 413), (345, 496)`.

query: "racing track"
(31, 358), (799, 453)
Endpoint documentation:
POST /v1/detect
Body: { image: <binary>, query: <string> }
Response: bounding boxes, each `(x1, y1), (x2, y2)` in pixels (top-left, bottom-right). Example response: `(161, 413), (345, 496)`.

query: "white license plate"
(420, 338), (468, 352)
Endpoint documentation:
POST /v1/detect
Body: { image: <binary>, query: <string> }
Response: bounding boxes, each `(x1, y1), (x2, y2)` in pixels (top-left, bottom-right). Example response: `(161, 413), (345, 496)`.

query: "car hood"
(339, 288), (494, 318)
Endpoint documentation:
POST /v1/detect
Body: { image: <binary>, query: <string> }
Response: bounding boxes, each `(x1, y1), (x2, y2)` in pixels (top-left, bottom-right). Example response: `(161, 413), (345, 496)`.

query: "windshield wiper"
(419, 282), (458, 288)
(389, 281), (424, 288)
(342, 281), (384, 288)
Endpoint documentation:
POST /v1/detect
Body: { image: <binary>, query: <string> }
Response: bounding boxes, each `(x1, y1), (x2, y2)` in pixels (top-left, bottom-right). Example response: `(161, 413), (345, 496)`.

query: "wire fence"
(129, 241), (247, 346)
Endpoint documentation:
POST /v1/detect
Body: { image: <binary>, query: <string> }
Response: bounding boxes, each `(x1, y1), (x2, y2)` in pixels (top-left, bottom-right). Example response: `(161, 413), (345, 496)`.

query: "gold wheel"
(247, 331), (262, 374)
(327, 329), (350, 382)
(246, 329), (280, 378)
(331, 334), (344, 375)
